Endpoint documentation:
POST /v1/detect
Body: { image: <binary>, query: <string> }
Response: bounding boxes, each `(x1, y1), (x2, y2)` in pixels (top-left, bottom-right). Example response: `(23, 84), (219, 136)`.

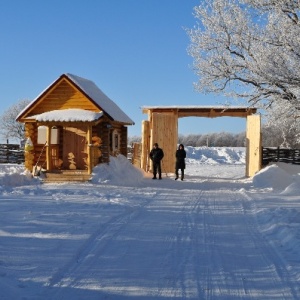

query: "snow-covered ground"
(1, 147), (300, 299)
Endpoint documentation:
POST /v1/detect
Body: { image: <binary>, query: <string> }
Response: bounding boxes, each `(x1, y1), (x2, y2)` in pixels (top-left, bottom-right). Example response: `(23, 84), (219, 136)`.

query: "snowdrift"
(0, 147), (299, 192)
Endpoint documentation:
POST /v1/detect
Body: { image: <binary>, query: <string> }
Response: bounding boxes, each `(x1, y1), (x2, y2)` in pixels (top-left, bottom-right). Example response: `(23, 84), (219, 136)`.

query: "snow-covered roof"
(28, 109), (104, 122)
(65, 73), (134, 125)
(16, 74), (134, 125)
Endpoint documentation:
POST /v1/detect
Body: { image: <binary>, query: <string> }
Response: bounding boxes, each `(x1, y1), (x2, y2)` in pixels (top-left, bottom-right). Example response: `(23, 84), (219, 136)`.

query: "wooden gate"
(141, 106), (260, 177)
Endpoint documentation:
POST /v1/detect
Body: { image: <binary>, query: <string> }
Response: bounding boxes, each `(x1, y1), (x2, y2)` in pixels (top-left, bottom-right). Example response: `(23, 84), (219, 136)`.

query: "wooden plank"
(87, 125), (92, 174)
(246, 115), (261, 177)
(141, 120), (150, 171)
(151, 112), (178, 173)
(46, 126), (51, 170)
(143, 106), (257, 118)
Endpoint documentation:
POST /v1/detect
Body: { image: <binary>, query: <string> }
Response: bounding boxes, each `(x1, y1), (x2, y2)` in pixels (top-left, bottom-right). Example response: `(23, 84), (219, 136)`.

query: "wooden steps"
(42, 170), (91, 182)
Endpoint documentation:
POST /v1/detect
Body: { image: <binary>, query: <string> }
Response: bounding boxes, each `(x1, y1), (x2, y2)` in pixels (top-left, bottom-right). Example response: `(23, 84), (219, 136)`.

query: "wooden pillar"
(87, 125), (92, 174)
(24, 123), (35, 171)
(246, 114), (262, 177)
(46, 126), (51, 171)
(141, 120), (150, 171)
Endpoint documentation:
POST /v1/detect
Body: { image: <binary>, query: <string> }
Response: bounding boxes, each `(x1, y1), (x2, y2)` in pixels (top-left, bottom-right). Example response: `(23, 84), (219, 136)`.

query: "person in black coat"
(149, 143), (164, 179)
(175, 144), (186, 181)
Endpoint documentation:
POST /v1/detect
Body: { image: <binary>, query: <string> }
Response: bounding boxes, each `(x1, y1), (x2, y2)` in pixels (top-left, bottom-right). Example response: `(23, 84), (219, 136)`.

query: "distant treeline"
(129, 125), (300, 148)
(129, 132), (246, 147)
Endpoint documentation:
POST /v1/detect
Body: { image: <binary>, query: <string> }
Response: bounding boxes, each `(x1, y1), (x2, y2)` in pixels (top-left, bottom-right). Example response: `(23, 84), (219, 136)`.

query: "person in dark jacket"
(175, 144), (186, 181)
(149, 143), (164, 179)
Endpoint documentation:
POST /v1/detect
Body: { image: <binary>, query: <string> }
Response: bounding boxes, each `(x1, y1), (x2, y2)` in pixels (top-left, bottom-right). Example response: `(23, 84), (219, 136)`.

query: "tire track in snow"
(43, 185), (300, 299)
(45, 191), (157, 294)
(240, 190), (300, 299)
(155, 189), (206, 299)
(199, 189), (300, 299)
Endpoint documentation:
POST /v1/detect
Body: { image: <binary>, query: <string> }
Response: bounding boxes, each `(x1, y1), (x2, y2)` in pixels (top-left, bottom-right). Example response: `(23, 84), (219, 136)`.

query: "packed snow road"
(1, 174), (300, 299)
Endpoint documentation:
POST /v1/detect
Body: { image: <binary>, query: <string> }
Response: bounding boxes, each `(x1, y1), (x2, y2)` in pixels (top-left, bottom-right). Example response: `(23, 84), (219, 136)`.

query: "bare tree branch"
(0, 99), (30, 143)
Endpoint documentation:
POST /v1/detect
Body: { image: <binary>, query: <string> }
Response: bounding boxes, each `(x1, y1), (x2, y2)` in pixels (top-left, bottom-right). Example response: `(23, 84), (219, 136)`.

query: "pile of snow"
(252, 162), (300, 192)
(0, 147), (300, 193)
(0, 164), (38, 190)
(253, 164), (294, 190)
(91, 155), (146, 185)
(0, 147), (299, 194)
(185, 146), (245, 164)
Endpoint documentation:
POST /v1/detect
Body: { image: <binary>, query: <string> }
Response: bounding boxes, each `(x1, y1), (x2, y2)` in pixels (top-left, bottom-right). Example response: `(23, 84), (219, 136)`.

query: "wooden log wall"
(24, 123), (36, 171)
(90, 125), (101, 168)
(120, 125), (128, 157)
(100, 123), (110, 164)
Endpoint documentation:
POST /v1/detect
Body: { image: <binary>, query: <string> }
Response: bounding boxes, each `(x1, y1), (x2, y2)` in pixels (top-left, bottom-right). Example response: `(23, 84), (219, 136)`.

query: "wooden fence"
(5, 143), (297, 167)
(262, 147), (300, 166)
(0, 144), (24, 164)
(128, 143), (142, 168)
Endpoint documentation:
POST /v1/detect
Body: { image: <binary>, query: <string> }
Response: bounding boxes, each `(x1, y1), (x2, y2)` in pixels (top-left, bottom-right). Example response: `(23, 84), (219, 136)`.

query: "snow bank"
(91, 155), (146, 185)
(252, 164), (294, 190)
(1, 148), (299, 192)
(185, 146), (245, 164)
(0, 164), (38, 190)
(252, 162), (300, 191)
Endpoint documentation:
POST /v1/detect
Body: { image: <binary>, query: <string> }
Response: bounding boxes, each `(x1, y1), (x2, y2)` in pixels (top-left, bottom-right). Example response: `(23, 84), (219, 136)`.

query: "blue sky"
(0, 0), (247, 137)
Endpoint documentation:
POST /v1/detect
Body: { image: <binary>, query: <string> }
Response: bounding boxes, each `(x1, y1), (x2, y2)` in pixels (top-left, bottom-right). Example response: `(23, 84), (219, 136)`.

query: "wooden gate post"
(151, 112), (178, 173)
(141, 120), (150, 171)
(246, 114), (262, 177)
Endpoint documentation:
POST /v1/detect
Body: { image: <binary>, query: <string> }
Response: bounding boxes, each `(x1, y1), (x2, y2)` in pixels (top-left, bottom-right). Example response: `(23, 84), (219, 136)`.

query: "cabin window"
(113, 130), (120, 150)
(109, 129), (120, 153)
(37, 126), (60, 144)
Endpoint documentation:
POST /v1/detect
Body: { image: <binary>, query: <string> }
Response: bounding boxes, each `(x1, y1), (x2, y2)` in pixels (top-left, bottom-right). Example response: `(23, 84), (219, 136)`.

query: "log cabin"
(16, 73), (134, 181)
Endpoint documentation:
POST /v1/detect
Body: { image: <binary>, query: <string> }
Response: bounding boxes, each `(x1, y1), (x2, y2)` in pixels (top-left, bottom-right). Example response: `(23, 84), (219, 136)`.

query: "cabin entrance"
(63, 126), (88, 170)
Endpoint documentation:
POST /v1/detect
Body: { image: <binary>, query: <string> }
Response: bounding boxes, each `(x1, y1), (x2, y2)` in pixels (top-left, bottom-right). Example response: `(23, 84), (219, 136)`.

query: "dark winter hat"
(179, 144), (184, 149)
(154, 143), (158, 147)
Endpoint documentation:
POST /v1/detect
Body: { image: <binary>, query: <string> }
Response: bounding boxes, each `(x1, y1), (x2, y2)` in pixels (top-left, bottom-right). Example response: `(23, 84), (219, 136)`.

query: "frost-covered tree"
(262, 100), (300, 147)
(128, 135), (141, 145)
(0, 99), (30, 143)
(236, 132), (246, 147)
(187, 0), (300, 109)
